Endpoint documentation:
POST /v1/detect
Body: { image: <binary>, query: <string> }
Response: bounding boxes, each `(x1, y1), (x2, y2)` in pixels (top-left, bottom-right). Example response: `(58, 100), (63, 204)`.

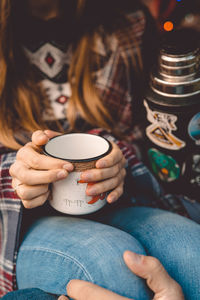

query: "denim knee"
(105, 206), (200, 300)
(16, 216), (151, 299)
(134, 208), (200, 300)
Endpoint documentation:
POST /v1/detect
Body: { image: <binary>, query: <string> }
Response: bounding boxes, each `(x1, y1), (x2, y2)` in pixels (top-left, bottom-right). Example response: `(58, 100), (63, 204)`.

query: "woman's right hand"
(9, 130), (74, 209)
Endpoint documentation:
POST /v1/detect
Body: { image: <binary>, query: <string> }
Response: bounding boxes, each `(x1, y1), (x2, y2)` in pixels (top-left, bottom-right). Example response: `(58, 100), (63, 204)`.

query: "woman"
(0, 0), (199, 299)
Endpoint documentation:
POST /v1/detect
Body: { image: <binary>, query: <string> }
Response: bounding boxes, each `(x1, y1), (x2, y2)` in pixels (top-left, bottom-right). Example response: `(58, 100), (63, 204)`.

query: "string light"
(163, 21), (174, 31)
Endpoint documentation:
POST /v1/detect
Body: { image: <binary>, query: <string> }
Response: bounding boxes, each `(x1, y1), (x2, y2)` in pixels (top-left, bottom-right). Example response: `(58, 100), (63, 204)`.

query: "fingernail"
(108, 194), (116, 203)
(63, 164), (74, 171)
(57, 170), (67, 179)
(39, 132), (48, 141)
(126, 251), (142, 264)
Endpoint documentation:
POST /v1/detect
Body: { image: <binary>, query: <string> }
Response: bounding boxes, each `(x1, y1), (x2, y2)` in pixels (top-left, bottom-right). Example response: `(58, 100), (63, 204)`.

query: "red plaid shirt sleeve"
(0, 152), (22, 297)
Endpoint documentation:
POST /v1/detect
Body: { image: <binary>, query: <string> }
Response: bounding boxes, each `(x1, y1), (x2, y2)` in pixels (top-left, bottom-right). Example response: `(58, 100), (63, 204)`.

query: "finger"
(12, 177), (22, 188)
(107, 182), (124, 203)
(67, 279), (131, 300)
(123, 251), (184, 299)
(10, 161), (69, 185)
(86, 169), (126, 196)
(22, 191), (50, 209)
(31, 130), (50, 146)
(12, 180), (49, 200)
(44, 129), (62, 139)
(31, 130), (61, 146)
(81, 159), (125, 182)
(16, 144), (73, 171)
(57, 296), (69, 300)
(96, 142), (124, 169)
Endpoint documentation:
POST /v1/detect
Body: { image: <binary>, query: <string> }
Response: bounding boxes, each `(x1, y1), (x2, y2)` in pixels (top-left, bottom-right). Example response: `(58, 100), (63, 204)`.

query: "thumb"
(31, 130), (61, 146)
(123, 251), (184, 299)
(57, 296), (69, 300)
(44, 130), (62, 139)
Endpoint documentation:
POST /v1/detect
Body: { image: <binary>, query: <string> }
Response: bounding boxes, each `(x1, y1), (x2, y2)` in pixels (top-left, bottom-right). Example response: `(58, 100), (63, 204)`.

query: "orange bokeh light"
(164, 21), (174, 31)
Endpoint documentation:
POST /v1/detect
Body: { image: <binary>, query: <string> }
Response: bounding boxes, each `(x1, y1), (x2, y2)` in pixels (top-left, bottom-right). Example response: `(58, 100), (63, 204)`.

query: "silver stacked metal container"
(143, 34), (200, 199)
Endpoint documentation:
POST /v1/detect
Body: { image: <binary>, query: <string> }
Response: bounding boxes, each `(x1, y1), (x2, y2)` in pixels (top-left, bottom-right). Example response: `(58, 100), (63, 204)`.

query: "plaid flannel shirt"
(0, 9), (194, 297)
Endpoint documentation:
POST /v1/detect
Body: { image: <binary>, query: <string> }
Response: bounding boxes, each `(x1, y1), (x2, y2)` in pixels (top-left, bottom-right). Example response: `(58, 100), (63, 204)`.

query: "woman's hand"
(58, 251), (185, 300)
(80, 142), (126, 204)
(9, 130), (73, 209)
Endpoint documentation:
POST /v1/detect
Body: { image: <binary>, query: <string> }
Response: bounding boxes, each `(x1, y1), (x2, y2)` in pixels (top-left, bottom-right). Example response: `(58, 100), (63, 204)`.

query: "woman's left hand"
(80, 142), (126, 203)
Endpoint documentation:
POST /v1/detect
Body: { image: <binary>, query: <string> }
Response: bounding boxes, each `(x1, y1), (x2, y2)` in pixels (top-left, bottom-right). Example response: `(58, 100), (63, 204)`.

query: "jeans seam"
(18, 246), (94, 282)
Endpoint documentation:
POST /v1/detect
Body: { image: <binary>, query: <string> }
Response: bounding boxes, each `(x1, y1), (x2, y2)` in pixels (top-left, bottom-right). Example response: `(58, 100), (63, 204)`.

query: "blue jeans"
(2, 289), (57, 300)
(13, 207), (200, 299)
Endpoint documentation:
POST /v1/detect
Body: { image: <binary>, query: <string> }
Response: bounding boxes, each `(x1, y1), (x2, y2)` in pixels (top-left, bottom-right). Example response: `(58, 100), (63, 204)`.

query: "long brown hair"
(0, 0), (143, 149)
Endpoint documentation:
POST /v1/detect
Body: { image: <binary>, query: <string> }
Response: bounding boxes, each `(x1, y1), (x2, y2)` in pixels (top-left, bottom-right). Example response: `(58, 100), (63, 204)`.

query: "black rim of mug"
(43, 133), (113, 163)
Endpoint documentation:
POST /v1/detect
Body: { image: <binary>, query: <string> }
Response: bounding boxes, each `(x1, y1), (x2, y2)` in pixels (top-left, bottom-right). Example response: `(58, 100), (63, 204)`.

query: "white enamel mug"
(44, 133), (112, 215)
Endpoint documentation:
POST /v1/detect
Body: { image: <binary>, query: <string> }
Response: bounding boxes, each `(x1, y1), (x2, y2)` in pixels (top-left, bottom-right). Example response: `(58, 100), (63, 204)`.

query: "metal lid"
(150, 71), (200, 97)
(159, 49), (200, 77)
(150, 30), (200, 98)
